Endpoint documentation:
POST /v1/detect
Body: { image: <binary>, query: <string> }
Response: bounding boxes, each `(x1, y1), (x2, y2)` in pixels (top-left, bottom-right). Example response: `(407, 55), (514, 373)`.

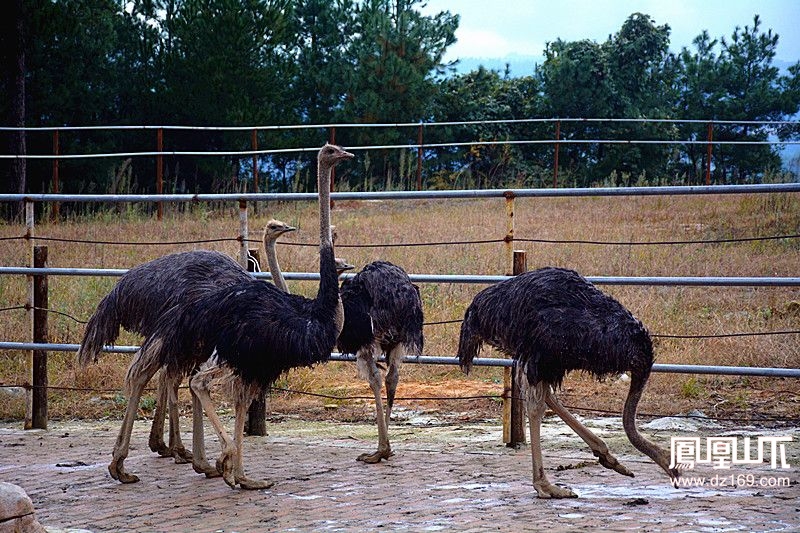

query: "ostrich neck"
(318, 163), (332, 248)
(316, 161), (338, 313)
(264, 240), (288, 293)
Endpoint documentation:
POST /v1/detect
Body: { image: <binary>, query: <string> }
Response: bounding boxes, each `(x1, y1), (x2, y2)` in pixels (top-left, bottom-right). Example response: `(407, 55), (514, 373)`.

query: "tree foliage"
(1, 3), (799, 201)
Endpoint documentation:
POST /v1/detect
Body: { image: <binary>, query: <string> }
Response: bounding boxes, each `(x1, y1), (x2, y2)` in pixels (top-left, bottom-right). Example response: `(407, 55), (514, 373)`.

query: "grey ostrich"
(76, 219), (297, 479)
(130, 144), (353, 489)
(457, 267), (678, 498)
(337, 261), (424, 463)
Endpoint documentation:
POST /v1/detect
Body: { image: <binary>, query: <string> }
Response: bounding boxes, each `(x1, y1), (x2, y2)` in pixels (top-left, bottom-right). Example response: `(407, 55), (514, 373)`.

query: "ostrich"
(337, 261), (424, 463)
(457, 267), (678, 498)
(76, 219), (298, 479)
(128, 144), (353, 489)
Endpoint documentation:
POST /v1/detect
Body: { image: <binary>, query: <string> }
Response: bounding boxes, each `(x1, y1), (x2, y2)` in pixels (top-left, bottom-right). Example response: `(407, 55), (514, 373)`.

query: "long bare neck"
(317, 157), (336, 298)
(318, 161), (332, 250)
(264, 239), (288, 293)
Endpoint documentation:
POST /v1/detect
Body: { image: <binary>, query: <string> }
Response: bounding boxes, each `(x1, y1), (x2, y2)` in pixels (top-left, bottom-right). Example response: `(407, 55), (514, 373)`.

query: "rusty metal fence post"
(156, 128), (164, 220)
(706, 122), (713, 186)
(416, 123), (424, 191)
(51, 129), (60, 221)
(252, 128), (259, 216)
(553, 120), (561, 189)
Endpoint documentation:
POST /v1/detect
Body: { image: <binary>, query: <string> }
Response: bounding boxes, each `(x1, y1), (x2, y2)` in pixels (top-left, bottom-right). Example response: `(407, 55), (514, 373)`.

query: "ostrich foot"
(148, 437), (171, 458)
(216, 457), (237, 489)
(594, 450), (634, 477)
(193, 459), (222, 478)
(172, 445), (193, 464)
(237, 476), (275, 490)
(356, 449), (393, 464)
(108, 459), (139, 484)
(534, 481), (577, 499)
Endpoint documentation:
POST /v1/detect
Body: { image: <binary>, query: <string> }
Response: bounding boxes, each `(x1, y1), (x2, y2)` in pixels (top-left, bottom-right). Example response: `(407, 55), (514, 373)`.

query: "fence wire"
(1, 232), (798, 248)
(0, 382), (792, 424)
(0, 304), (797, 340)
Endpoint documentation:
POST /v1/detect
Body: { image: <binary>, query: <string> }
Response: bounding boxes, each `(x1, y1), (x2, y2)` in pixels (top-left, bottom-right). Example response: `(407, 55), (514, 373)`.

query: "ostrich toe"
(172, 445), (193, 464)
(595, 450), (634, 477)
(193, 459), (222, 478)
(108, 460), (139, 484)
(357, 449), (394, 463)
(148, 437), (171, 457)
(534, 482), (577, 499)
(237, 476), (275, 490)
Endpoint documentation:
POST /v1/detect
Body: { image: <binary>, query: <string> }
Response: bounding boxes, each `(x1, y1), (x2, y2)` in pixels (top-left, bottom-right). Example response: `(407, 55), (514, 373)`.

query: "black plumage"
(337, 260), (424, 463)
(131, 143), (353, 489)
(151, 250), (341, 387)
(458, 267), (676, 498)
(77, 250), (250, 366)
(458, 267), (653, 388)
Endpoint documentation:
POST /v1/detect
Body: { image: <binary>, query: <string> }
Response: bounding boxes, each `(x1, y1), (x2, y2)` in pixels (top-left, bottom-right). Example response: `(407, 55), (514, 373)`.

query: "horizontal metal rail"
(0, 117), (798, 133)
(3, 138), (800, 160)
(1, 342), (798, 378)
(1, 267), (799, 287)
(2, 183), (800, 203)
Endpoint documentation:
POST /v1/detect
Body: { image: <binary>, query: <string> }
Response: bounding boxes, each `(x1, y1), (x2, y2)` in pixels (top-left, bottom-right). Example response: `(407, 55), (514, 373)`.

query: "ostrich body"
(457, 267), (677, 498)
(337, 260), (424, 463)
(77, 249), (252, 471)
(132, 144), (353, 489)
(77, 220), (297, 482)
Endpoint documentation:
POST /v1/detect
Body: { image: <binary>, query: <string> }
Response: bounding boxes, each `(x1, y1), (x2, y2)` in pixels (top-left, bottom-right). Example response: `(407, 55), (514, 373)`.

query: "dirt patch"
(1, 410), (797, 532)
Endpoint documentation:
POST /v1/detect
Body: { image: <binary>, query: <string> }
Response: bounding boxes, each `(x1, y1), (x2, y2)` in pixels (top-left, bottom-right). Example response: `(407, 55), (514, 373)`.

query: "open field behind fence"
(1, 188), (799, 426)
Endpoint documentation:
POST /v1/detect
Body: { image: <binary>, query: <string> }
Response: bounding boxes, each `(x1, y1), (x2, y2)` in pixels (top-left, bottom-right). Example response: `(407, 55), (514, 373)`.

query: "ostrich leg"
(356, 344), (393, 463)
(190, 384), (219, 477)
(383, 345), (405, 428)
(164, 373), (192, 463)
(190, 366), (238, 488)
(545, 391), (634, 477)
(109, 349), (160, 484)
(231, 387), (274, 490)
(148, 372), (170, 456)
(526, 381), (577, 498)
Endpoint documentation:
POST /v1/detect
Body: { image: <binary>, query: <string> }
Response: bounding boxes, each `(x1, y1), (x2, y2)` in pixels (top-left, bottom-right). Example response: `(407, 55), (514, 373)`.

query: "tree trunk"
(6, 0), (26, 220)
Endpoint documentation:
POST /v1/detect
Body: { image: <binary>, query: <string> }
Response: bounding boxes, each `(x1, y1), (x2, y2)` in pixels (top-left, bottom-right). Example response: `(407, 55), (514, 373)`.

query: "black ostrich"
(130, 144), (353, 489)
(76, 219), (297, 477)
(337, 260), (424, 463)
(457, 267), (678, 498)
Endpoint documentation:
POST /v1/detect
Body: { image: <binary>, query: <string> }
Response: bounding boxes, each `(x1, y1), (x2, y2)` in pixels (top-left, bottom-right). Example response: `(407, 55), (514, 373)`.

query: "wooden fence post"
(31, 245), (48, 430)
(245, 248), (267, 436)
(501, 192), (515, 443)
(508, 250), (527, 447)
(24, 200), (34, 429)
(706, 122), (713, 186)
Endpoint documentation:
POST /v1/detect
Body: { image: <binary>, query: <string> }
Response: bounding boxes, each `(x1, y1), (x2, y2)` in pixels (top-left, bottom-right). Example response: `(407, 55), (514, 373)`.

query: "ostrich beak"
(338, 150), (355, 161)
(280, 225), (297, 234)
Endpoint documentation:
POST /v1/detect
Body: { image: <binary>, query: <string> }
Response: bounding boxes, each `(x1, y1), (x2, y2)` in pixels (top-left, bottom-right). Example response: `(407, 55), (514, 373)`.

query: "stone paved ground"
(0, 414), (798, 532)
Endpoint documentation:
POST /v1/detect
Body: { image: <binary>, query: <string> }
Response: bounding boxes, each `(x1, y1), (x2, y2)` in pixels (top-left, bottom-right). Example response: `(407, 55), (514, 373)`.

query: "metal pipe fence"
(1, 185), (799, 432)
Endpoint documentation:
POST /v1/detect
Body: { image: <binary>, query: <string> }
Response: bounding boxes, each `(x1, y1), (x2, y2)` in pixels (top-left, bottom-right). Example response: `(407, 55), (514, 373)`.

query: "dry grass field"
(0, 192), (799, 424)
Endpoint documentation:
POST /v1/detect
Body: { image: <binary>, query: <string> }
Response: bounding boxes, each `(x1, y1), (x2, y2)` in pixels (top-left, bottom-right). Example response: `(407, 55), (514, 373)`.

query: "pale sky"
(419, 0), (800, 73)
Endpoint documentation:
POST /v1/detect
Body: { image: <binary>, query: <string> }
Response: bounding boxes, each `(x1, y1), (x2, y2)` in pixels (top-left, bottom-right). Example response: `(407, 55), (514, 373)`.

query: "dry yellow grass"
(0, 192), (798, 422)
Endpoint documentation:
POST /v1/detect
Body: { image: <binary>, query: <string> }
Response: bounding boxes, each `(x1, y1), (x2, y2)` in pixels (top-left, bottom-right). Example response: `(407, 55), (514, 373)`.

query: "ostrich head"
(335, 258), (354, 277)
(262, 219), (296, 244)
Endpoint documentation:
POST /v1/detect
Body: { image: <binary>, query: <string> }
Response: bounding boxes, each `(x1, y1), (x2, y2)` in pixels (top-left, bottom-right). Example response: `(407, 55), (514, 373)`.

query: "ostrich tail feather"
(77, 293), (121, 366)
